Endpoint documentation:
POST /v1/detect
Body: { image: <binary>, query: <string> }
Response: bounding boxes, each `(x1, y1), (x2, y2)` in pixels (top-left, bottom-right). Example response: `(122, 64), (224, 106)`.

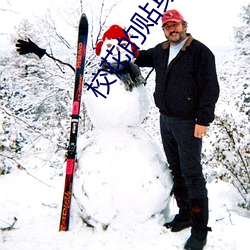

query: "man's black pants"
(160, 114), (207, 200)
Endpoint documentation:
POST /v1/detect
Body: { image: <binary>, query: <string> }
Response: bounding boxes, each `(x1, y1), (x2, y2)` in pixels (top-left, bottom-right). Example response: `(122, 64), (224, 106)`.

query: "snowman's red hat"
(95, 24), (139, 57)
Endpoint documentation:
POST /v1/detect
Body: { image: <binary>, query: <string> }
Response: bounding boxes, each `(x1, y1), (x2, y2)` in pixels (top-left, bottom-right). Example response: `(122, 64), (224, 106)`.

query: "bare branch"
(0, 217), (18, 231)
(0, 8), (18, 14)
(0, 153), (54, 188)
(45, 51), (75, 72)
(92, 0), (120, 48)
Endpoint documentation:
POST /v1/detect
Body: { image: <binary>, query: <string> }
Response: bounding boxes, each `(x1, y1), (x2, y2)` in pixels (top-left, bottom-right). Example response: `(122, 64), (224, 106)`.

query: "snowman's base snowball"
(74, 127), (173, 229)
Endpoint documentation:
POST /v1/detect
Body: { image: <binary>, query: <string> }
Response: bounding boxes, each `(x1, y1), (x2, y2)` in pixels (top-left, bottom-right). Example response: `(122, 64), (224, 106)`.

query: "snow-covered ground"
(1, 1), (249, 249)
(1, 169), (249, 250)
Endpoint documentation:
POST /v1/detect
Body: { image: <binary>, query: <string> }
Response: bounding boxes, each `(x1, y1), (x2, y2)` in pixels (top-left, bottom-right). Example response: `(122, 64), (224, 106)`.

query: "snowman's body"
(74, 26), (173, 229)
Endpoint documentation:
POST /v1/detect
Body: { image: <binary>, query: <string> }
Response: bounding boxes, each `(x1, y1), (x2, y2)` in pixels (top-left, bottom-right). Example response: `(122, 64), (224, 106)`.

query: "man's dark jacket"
(135, 34), (220, 126)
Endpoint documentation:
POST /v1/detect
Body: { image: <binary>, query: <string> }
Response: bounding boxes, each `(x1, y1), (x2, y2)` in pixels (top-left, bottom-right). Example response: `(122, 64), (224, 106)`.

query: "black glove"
(16, 38), (46, 59)
(127, 63), (146, 86)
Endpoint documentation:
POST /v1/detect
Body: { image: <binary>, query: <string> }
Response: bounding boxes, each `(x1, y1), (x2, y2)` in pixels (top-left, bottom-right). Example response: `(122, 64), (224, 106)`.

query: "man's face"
(163, 21), (187, 45)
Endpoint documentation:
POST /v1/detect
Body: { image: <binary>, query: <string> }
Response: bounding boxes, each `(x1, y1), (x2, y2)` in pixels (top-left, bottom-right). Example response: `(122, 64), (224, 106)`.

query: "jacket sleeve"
(134, 47), (155, 68)
(196, 48), (220, 126)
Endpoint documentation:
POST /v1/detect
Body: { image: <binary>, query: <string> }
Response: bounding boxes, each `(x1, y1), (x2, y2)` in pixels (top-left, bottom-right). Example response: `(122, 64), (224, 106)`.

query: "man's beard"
(166, 31), (186, 45)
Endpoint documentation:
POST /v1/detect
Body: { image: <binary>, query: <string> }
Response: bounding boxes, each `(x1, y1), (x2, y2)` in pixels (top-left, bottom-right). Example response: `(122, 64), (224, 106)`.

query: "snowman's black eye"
(107, 43), (112, 48)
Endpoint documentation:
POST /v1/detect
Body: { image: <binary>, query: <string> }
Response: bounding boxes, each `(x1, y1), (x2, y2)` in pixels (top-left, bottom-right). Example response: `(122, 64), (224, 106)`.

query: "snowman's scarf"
(101, 62), (146, 91)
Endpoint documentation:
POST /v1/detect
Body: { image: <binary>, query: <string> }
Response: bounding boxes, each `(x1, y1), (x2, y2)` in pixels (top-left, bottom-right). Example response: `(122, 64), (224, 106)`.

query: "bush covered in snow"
(0, 19), (74, 175)
(203, 4), (250, 209)
(0, 0), (116, 175)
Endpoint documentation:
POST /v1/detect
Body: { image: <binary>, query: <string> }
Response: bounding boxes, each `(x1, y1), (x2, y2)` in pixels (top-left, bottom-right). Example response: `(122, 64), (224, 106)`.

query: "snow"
(85, 78), (150, 128)
(1, 1), (250, 249)
(1, 171), (250, 250)
(74, 127), (172, 228)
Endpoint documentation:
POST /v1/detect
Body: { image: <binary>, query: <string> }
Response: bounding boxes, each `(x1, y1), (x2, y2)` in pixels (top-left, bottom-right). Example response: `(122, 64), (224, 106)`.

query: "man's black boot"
(184, 228), (208, 250)
(184, 197), (210, 250)
(164, 196), (192, 232)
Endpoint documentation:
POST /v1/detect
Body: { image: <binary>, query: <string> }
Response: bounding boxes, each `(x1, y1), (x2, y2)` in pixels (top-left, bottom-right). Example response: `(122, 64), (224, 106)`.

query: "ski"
(59, 13), (88, 231)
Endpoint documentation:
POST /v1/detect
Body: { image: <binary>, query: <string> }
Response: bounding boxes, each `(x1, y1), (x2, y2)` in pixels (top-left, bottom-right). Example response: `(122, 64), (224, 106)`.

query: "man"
(135, 9), (219, 250)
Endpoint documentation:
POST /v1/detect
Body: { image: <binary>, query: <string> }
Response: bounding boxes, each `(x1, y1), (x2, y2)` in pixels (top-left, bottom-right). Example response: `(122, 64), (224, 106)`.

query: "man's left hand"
(194, 124), (208, 138)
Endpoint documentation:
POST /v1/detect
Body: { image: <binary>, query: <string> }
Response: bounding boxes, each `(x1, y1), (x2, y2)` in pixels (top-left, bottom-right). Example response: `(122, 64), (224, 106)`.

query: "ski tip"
(80, 13), (88, 26)
(81, 13), (88, 20)
(79, 13), (88, 30)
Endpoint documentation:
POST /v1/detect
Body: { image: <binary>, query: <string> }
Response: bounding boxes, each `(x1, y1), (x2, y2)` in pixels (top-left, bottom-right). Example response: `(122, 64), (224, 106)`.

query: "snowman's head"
(95, 25), (139, 63)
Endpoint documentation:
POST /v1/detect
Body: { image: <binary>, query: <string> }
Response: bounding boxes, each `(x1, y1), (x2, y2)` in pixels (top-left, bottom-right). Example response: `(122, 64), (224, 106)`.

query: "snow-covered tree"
(204, 4), (250, 209)
(234, 4), (250, 56)
(0, 19), (73, 175)
(0, 0), (120, 175)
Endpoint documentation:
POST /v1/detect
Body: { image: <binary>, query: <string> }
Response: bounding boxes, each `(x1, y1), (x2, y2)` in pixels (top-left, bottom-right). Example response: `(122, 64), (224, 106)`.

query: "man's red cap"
(161, 9), (185, 27)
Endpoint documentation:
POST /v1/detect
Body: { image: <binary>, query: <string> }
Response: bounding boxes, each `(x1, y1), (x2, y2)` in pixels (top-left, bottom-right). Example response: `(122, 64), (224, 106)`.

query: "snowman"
(73, 25), (173, 230)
